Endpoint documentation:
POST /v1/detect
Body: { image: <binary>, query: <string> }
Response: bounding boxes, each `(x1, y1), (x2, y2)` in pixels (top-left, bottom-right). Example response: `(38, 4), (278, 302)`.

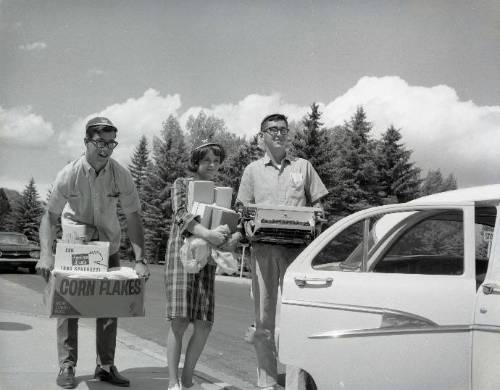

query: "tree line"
(0, 105), (457, 262)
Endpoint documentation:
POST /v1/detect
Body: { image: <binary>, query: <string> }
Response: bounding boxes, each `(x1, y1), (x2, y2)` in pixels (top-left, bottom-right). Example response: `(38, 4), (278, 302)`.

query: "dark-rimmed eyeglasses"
(263, 126), (289, 136)
(87, 139), (119, 150)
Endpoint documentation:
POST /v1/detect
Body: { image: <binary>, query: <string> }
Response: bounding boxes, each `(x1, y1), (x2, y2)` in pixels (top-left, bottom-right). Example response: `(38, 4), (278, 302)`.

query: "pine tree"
(116, 135), (153, 260)
(8, 178), (44, 242)
(328, 107), (381, 217)
(218, 135), (264, 203)
(376, 125), (421, 203)
(185, 111), (245, 156)
(142, 116), (188, 263)
(291, 103), (337, 217)
(420, 169), (458, 196)
(129, 135), (151, 191)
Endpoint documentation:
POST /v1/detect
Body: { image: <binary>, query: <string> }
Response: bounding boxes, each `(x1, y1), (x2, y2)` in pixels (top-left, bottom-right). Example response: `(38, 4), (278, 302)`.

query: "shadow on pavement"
(0, 321), (32, 331)
(79, 366), (169, 389)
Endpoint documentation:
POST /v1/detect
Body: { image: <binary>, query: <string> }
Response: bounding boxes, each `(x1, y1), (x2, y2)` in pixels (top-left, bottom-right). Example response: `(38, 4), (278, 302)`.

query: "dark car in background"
(0, 232), (40, 273)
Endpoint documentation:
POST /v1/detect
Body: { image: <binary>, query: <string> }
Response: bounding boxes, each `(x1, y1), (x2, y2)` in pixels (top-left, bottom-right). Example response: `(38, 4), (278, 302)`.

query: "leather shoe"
(56, 366), (76, 389)
(94, 365), (130, 387)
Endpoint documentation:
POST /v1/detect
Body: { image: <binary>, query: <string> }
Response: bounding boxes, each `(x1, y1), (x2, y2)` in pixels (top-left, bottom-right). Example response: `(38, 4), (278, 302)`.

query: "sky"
(1, 0), (499, 197)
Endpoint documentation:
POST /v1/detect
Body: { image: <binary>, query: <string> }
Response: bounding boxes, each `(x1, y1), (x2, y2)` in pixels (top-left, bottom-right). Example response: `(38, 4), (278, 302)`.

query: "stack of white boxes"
(188, 181), (239, 233)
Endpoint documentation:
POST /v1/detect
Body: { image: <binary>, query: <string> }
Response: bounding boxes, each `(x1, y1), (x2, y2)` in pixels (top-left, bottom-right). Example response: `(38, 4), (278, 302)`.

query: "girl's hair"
(187, 143), (226, 172)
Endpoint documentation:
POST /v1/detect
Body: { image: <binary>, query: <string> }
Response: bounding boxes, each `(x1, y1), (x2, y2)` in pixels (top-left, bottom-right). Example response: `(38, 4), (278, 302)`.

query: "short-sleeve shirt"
(47, 156), (141, 254)
(236, 154), (328, 206)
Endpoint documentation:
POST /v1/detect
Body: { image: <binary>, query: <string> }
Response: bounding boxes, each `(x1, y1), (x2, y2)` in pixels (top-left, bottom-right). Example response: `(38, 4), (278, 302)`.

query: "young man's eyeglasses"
(87, 139), (119, 150)
(263, 126), (289, 136)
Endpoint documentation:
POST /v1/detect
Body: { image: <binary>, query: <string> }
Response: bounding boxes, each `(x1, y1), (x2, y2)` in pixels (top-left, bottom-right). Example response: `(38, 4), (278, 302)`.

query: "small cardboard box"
(211, 205), (239, 233)
(191, 202), (213, 228)
(187, 181), (214, 211)
(214, 187), (233, 209)
(44, 272), (145, 318)
(54, 241), (110, 273)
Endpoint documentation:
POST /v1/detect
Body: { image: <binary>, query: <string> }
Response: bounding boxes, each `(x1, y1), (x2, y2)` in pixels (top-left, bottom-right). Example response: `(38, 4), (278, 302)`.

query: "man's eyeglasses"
(87, 139), (119, 150)
(263, 126), (289, 136)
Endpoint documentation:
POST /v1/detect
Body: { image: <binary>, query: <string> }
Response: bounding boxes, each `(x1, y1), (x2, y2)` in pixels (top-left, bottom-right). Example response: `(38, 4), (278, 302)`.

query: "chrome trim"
(309, 324), (500, 339)
(309, 325), (470, 339)
(282, 299), (437, 325)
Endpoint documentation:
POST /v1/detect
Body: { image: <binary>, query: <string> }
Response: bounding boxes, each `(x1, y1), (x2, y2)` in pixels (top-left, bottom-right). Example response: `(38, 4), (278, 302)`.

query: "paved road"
(0, 262), (268, 387)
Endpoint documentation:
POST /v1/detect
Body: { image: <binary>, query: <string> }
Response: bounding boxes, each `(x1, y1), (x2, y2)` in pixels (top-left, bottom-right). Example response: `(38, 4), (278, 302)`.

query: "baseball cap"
(85, 117), (117, 132)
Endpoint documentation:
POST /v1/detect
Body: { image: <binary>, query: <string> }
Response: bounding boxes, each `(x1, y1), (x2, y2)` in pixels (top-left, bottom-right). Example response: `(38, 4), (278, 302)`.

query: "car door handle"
(294, 277), (333, 288)
(483, 283), (500, 295)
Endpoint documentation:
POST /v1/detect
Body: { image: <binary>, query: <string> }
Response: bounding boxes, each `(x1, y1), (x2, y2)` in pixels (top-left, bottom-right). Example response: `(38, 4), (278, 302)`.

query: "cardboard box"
(54, 241), (110, 273)
(44, 272), (145, 318)
(187, 181), (214, 211)
(214, 187), (233, 209)
(211, 205), (240, 233)
(191, 202), (213, 228)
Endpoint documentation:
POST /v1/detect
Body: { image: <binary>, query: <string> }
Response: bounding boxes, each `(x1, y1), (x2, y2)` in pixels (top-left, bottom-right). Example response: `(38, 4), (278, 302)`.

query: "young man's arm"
(36, 210), (60, 282)
(125, 211), (150, 280)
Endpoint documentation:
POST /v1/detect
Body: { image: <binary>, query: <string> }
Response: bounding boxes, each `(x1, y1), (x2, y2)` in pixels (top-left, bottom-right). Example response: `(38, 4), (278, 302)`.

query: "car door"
(280, 202), (477, 390)
(472, 204), (500, 390)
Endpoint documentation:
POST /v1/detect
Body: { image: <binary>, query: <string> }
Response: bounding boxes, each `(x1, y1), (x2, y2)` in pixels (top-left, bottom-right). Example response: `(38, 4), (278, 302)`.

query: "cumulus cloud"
(18, 41), (47, 51)
(319, 76), (500, 186)
(179, 94), (310, 137)
(185, 76), (500, 186)
(0, 105), (54, 145)
(59, 88), (182, 164)
(58, 77), (500, 187)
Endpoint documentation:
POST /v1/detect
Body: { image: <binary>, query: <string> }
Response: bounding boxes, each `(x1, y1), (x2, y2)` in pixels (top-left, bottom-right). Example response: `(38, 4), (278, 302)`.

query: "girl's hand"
(205, 228), (227, 247)
(219, 232), (242, 252)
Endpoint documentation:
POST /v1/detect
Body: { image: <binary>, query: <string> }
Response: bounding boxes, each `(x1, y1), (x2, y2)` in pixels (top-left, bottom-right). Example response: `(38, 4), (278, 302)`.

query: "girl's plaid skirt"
(164, 226), (216, 323)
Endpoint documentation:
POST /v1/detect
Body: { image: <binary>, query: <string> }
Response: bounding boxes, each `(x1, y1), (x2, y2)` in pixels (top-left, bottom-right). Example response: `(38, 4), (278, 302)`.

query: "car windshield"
(0, 234), (28, 245)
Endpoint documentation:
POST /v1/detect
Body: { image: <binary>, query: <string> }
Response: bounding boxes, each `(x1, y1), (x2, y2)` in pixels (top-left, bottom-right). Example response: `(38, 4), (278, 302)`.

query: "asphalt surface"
(0, 262), (269, 387)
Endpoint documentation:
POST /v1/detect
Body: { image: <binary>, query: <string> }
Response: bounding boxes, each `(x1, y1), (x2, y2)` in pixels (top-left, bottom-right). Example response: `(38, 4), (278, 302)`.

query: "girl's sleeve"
(171, 178), (199, 234)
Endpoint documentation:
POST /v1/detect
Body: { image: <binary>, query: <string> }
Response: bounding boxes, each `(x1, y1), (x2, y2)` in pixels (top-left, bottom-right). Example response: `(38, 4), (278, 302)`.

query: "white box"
(191, 202), (213, 228)
(214, 187), (233, 209)
(54, 241), (110, 273)
(211, 205), (239, 233)
(187, 181), (214, 211)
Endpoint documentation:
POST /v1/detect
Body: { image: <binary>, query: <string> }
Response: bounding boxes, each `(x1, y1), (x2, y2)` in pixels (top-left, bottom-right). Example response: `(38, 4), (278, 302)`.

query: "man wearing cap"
(36, 117), (149, 389)
(236, 113), (328, 390)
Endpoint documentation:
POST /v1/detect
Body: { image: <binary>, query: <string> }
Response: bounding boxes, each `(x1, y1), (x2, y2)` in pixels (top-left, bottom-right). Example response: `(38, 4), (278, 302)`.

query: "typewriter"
(242, 204), (323, 245)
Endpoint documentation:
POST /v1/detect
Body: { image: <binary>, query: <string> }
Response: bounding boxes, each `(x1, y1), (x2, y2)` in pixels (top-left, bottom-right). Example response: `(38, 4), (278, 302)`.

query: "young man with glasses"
(36, 117), (149, 389)
(236, 113), (328, 390)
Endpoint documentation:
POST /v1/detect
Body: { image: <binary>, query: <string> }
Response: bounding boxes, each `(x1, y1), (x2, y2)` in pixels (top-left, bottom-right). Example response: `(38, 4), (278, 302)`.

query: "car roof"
(409, 184), (500, 204)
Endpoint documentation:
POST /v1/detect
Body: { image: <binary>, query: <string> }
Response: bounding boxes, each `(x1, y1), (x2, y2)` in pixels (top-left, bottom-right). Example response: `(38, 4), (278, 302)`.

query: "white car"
(279, 185), (500, 390)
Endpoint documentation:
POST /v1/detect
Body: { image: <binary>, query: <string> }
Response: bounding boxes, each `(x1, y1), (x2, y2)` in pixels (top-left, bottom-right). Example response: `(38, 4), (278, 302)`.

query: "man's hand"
(36, 254), (54, 283)
(134, 261), (150, 281)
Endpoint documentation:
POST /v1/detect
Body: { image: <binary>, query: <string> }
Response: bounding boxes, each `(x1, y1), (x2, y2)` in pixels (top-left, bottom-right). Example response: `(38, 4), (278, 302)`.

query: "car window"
(474, 207), (496, 288)
(371, 210), (464, 275)
(0, 234), (28, 245)
(312, 216), (382, 271)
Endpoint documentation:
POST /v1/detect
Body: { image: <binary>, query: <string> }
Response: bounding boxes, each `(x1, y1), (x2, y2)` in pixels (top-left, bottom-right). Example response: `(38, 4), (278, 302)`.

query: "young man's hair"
(260, 113), (288, 132)
(188, 144), (226, 172)
(85, 125), (117, 140)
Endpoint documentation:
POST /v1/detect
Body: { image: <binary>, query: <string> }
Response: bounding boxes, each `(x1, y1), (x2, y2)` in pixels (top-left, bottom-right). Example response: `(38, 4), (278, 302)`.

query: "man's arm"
(36, 210), (60, 282)
(125, 211), (150, 279)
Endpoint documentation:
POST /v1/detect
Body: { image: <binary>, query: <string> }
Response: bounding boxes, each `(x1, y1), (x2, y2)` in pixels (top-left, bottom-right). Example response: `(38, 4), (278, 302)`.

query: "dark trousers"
(57, 253), (120, 368)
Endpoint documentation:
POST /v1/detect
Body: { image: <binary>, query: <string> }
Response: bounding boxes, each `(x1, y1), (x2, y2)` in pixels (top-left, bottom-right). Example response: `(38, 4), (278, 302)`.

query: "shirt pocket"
(104, 192), (120, 210)
(286, 172), (305, 202)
